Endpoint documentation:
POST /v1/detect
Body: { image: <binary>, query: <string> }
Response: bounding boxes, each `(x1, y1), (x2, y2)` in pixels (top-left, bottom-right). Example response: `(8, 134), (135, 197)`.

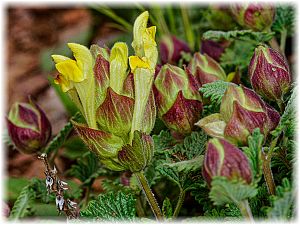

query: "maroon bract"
(7, 99), (52, 154)
(249, 45), (291, 102)
(187, 52), (226, 87)
(154, 64), (202, 135)
(197, 84), (280, 146)
(203, 138), (252, 186)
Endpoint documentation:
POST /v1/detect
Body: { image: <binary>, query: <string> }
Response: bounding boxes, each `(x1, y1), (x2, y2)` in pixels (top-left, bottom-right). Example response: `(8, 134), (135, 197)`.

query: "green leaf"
(44, 112), (82, 154)
(209, 177), (257, 206)
(67, 152), (103, 186)
(80, 191), (136, 221)
(220, 40), (255, 69)
(200, 80), (232, 106)
(203, 30), (275, 43)
(162, 197), (173, 219)
(242, 128), (264, 185)
(9, 185), (35, 219)
(272, 6), (295, 36)
(101, 179), (133, 194)
(266, 178), (295, 220)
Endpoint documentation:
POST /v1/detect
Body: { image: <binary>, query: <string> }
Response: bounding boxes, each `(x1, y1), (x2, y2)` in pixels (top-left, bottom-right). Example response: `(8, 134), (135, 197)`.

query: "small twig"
(173, 189), (185, 218)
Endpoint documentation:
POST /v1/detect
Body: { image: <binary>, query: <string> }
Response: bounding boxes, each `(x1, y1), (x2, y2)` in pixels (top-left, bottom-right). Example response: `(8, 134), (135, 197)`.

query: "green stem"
(83, 186), (91, 208)
(237, 200), (254, 222)
(173, 189), (185, 218)
(134, 171), (163, 221)
(269, 37), (281, 52)
(180, 5), (195, 51)
(153, 5), (170, 35)
(280, 28), (287, 54)
(136, 194), (146, 217)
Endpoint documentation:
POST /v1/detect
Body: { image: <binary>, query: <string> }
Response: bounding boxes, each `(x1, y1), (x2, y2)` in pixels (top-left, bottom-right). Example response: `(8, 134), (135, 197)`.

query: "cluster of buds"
(52, 12), (157, 173)
(6, 98), (52, 154)
(203, 138), (252, 186)
(249, 45), (291, 103)
(187, 52), (227, 87)
(38, 153), (79, 219)
(196, 84), (280, 146)
(159, 35), (191, 65)
(230, 3), (275, 31)
(154, 64), (202, 136)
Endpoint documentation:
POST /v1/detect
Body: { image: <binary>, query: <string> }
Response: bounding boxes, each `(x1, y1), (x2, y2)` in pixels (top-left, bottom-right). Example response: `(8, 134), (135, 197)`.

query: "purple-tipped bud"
(197, 84), (280, 146)
(160, 35), (191, 65)
(230, 4), (275, 31)
(187, 53), (227, 86)
(203, 138), (252, 186)
(7, 99), (52, 154)
(249, 45), (291, 102)
(154, 64), (202, 135)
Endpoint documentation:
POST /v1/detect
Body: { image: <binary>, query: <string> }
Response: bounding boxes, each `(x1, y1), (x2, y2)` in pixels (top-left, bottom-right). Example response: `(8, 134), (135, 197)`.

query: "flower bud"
(7, 99), (52, 154)
(187, 53), (227, 86)
(203, 138), (252, 186)
(160, 35), (191, 65)
(118, 131), (153, 173)
(154, 64), (202, 135)
(196, 84), (280, 145)
(249, 45), (291, 102)
(200, 40), (230, 62)
(230, 4), (275, 31)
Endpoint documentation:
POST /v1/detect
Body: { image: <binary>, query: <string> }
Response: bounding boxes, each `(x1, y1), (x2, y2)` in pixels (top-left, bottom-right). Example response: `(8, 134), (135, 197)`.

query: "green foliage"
(242, 128), (264, 185)
(44, 112), (82, 154)
(204, 204), (241, 218)
(162, 197), (173, 219)
(101, 179), (133, 194)
(209, 177), (257, 206)
(9, 185), (35, 219)
(266, 178), (294, 220)
(80, 191), (136, 221)
(249, 184), (269, 218)
(67, 152), (106, 186)
(220, 40), (255, 69)
(203, 30), (275, 43)
(155, 130), (207, 191)
(272, 6), (295, 36)
(200, 80), (232, 105)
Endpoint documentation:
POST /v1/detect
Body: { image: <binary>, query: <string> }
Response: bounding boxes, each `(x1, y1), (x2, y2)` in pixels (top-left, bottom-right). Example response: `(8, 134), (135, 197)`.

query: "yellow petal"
(51, 55), (71, 63)
(67, 43), (93, 78)
(55, 59), (84, 83)
(132, 11), (149, 57)
(129, 56), (150, 73)
(54, 74), (73, 92)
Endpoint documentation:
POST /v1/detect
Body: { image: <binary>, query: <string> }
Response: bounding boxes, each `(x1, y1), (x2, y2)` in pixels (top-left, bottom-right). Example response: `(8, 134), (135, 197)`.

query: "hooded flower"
(52, 11), (157, 172)
(196, 84), (280, 146)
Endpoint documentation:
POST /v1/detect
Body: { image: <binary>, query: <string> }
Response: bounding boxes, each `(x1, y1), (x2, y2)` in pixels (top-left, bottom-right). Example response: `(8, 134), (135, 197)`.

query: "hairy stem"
(173, 189), (186, 218)
(237, 199), (254, 222)
(134, 171), (163, 221)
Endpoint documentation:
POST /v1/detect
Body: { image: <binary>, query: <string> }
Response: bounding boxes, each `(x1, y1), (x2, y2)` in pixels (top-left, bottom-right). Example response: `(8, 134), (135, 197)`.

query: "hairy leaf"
(200, 80), (232, 106)
(266, 178), (294, 220)
(242, 128), (264, 185)
(203, 30), (275, 43)
(162, 197), (173, 219)
(272, 6), (295, 36)
(9, 185), (35, 219)
(209, 177), (257, 206)
(80, 191), (136, 221)
(44, 112), (82, 154)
